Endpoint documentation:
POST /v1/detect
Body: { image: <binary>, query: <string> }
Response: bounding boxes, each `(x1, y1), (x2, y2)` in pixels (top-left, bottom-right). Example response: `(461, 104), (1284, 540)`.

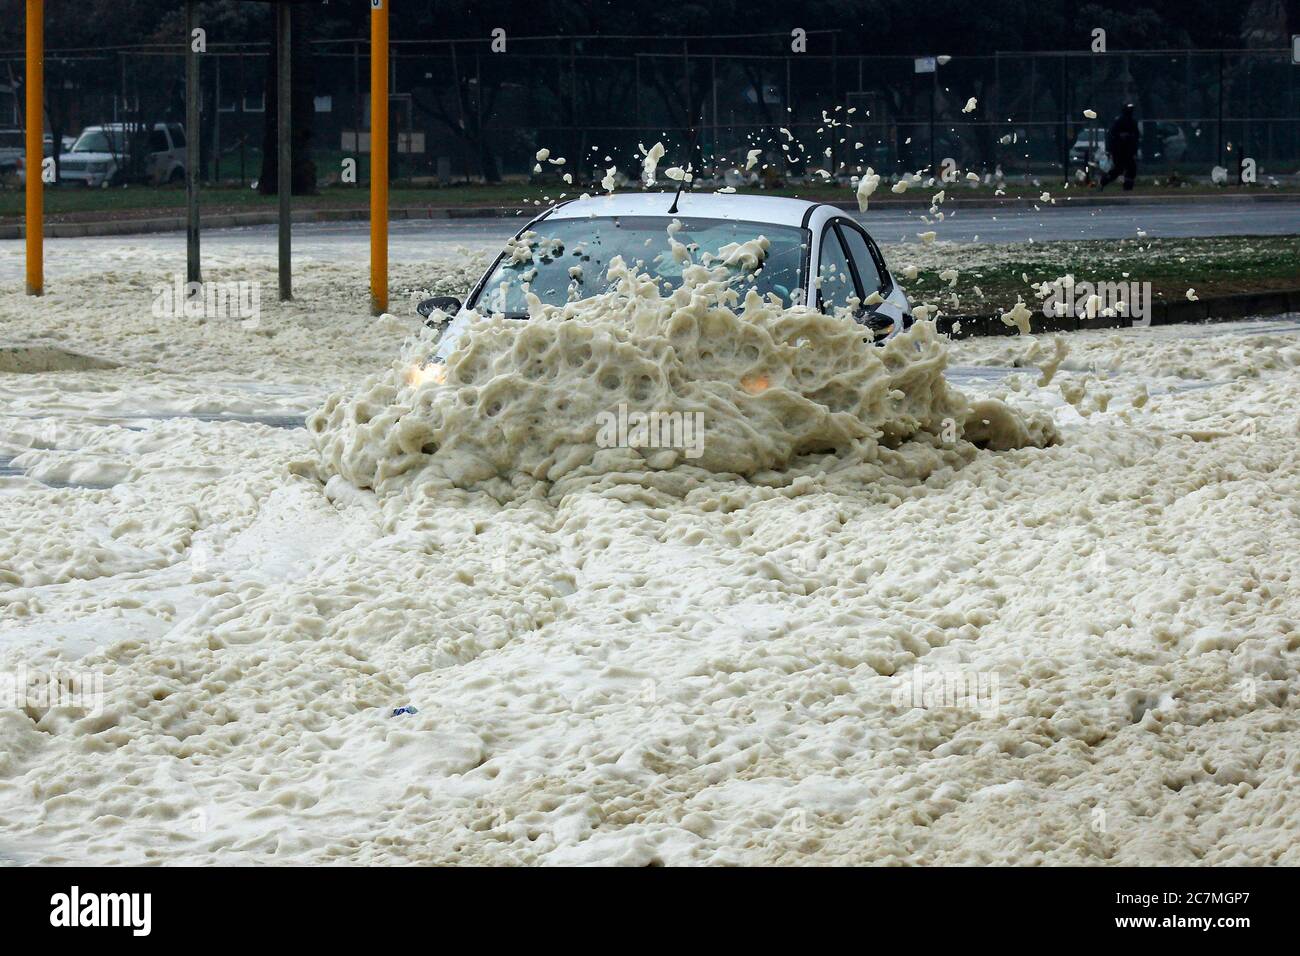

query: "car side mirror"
(854, 306), (897, 338)
(416, 296), (461, 319)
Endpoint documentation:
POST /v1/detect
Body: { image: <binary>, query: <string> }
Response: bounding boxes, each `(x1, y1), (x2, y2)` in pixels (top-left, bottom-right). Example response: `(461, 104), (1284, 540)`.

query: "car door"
(836, 220), (888, 302)
(146, 126), (172, 182)
(820, 216), (908, 338)
(816, 221), (860, 314)
(168, 124), (187, 172)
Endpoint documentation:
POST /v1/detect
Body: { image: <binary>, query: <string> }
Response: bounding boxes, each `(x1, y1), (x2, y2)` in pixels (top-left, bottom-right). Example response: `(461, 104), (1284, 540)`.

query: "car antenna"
(667, 109), (705, 215)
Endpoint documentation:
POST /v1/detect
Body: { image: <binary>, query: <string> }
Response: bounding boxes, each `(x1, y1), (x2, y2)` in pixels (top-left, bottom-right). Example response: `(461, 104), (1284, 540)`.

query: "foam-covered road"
(1, 238), (1297, 864)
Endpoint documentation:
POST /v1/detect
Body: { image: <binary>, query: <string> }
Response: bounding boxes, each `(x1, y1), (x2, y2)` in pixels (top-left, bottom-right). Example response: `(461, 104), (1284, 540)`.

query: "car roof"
(545, 191), (821, 227)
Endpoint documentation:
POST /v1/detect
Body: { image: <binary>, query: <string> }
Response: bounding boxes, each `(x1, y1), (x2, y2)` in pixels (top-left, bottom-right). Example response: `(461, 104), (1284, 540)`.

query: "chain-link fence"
(2, 36), (1296, 192)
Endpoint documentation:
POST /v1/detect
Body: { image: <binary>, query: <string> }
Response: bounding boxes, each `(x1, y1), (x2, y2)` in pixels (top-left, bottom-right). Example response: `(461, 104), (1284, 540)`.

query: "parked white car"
(57, 123), (187, 187)
(1070, 126), (1109, 168)
(3, 131), (77, 184)
(1141, 121), (1188, 164)
(1071, 120), (1189, 169)
(0, 129), (23, 180)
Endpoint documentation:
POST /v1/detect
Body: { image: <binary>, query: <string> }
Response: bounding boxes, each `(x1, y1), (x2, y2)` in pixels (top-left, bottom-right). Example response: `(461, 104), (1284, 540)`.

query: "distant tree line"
(0, 0), (1292, 189)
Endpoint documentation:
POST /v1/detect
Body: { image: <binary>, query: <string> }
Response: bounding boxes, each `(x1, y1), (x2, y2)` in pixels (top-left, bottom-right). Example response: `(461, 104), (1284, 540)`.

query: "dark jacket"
(1107, 108), (1140, 159)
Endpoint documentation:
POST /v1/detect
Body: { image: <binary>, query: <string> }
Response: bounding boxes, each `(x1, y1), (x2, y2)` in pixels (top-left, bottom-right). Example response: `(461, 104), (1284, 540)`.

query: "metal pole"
(711, 56), (718, 168)
(370, 0), (389, 315)
(683, 40), (690, 128)
(994, 51), (1001, 166)
(1061, 51), (1070, 184)
(277, 1), (291, 301)
(353, 41), (361, 183)
(213, 54), (221, 182)
(25, 0), (43, 296)
(570, 40), (577, 162)
(830, 33), (837, 174)
(929, 69), (936, 173)
(238, 52), (245, 186)
(185, 0), (201, 285)
(1241, 57), (1251, 184)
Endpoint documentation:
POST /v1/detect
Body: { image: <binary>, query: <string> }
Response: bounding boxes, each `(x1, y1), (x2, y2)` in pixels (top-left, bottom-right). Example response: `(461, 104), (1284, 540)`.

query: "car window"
(72, 130), (120, 153)
(169, 125), (186, 148)
(838, 224), (883, 294)
(149, 129), (170, 152)
(471, 216), (808, 315)
(817, 225), (857, 313)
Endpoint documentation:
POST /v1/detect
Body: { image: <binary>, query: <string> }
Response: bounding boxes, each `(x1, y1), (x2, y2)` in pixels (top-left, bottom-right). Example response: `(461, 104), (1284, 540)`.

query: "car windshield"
(71, 130), (122, 153)
(468, 215), (808, 315)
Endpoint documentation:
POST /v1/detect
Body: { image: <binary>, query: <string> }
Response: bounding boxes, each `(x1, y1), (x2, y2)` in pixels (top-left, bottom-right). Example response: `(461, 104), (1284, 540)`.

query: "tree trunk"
(476, 136), (500, 183)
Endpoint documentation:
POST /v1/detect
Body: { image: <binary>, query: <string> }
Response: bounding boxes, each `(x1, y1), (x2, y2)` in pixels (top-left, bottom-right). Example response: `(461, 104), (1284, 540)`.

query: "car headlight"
(404, 361), (446, 388)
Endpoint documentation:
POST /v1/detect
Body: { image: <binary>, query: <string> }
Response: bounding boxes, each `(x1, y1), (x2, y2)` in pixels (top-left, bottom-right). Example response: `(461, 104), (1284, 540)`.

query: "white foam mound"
(307, 259), (1056, 500)
(0, 344), (118, 373)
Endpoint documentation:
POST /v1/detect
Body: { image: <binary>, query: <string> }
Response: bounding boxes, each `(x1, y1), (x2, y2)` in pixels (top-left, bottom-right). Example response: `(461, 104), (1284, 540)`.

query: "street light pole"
(25, 0), (43, 296)
(370, 0), (389, 315)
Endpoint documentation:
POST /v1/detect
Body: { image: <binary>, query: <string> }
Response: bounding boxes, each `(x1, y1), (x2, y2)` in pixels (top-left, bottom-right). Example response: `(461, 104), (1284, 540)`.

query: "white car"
(3, 131), (77, 184)
(1070, 126), (1109, 168)
(418, 193), (914, 364)
(57, 123), (187, 187)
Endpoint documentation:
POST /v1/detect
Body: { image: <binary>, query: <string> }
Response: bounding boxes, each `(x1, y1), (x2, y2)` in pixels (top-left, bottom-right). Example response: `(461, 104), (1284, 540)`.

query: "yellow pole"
(369, 0), (388, 315)
(25, 0), (43, 296)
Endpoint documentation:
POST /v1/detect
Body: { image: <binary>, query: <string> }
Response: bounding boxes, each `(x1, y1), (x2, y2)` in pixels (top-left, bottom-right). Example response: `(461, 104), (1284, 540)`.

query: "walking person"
(1099, 104), (1140, 191)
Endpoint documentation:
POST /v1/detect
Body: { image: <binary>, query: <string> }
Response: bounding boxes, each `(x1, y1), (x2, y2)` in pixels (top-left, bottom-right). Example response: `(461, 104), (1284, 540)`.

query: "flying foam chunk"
(856, 168), (880, 211)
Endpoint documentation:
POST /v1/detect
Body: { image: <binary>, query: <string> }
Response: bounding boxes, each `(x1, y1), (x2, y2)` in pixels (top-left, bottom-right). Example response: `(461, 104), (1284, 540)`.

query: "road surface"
(207, 196), (1300, 246)
(2, 198), (1296, 285)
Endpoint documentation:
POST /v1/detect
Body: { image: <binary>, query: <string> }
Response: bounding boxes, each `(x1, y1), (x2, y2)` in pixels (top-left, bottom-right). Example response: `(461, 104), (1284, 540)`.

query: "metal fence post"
(213, 54), (222, 182)
(929, 68), (936, 173)
(185, 0), (201, 285)
(238, 51), (246, 186)
(1217, 49), (1225, 169)
(277, 0), (291, 301)
(1061, 52), (1070, 185)
(711, 55), (718, 165)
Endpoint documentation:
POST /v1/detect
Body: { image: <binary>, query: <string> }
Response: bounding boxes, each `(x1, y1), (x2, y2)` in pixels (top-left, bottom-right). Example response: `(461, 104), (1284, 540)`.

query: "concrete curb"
(938, 289), (1300, 339)
(2, 190), (1297, 240)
